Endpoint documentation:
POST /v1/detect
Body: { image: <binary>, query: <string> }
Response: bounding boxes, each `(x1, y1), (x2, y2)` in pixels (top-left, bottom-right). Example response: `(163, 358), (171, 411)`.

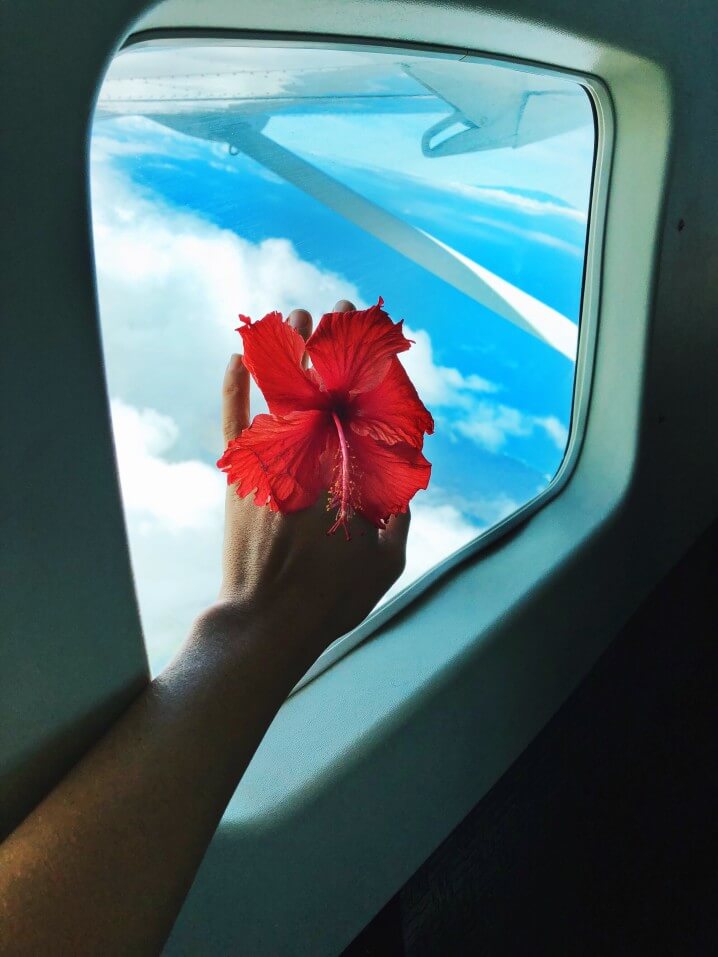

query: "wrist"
(152, 601), (321, 791)
(187, 598), (327, 684)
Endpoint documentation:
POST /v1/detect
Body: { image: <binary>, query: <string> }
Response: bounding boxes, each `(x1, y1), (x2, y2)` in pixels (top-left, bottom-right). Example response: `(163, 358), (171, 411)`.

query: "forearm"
(0, 297), (410, 956)
(0, 604), (316, 957)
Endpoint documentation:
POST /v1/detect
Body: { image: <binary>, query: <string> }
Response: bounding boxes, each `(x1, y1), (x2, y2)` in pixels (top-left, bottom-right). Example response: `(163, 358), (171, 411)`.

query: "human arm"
(0, 302), (408, 956)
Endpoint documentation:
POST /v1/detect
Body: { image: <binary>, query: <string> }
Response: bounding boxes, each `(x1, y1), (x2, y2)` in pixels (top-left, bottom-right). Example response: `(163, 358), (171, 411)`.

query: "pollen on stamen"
(327, 472), (356, 540)
(327, 509), (353, 540)
(326, 440), (361, 540)
(326, 411), (358, 539)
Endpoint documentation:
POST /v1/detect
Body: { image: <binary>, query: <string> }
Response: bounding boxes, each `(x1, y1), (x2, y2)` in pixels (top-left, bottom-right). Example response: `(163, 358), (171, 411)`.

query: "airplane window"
(91, 40), (596, 674)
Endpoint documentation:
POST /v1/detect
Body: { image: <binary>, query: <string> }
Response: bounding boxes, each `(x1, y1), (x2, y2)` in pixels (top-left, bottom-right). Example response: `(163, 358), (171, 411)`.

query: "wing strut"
(228, 123), (578, 360)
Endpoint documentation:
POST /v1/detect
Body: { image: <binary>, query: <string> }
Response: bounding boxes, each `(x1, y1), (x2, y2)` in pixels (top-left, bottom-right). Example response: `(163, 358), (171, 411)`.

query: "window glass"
(91, 41), (595, 674)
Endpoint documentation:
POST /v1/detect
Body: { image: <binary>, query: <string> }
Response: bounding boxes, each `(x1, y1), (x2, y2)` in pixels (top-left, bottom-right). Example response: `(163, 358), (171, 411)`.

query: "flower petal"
(217, 410), (330, 512)
(353, 432), (431, 528)
(325, 427), (431, 532)
(238, 312), (322, 415)
(350, 357), (434, 448)
(306, 298), (412, 398)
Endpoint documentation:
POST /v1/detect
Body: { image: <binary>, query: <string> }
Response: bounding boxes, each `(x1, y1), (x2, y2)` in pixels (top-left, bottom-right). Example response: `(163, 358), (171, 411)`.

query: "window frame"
(113, 31), (614, 691)
(2, 0), (683, 949)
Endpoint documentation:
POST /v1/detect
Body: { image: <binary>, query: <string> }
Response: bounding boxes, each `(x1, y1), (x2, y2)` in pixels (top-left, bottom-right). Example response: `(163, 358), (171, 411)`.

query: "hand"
(216, 299), (409, 661)
(0, 300), (409, 954)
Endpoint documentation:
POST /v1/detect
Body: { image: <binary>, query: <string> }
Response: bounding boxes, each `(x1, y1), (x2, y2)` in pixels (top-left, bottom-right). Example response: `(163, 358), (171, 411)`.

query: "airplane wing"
(97, 46), (586, 360)
(404, 61), (590, 156)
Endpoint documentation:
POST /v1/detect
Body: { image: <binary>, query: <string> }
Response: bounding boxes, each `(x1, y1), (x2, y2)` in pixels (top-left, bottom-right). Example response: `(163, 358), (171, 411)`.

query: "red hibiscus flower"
(217, 298), (433, 538)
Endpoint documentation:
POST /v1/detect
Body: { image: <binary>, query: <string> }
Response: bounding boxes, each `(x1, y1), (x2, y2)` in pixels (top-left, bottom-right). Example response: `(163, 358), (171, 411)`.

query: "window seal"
(111, 31), (614, 692)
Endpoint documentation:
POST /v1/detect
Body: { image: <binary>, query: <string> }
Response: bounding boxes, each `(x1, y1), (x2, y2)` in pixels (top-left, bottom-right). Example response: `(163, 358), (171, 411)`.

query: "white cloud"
(455, 402), (532, 452)
(91, 151), (490, 672)
(268, 111), (595, 210)
(383, 498), (482, 603)
(90, 135), (161, 162)
(393, 309), (570, 463)
(92, 163), (353, 317)
(467, 212), (584, 258)
(451, 183), (587, 223)
(110, 399), (224, 532)
(90, 146), (511, 463)
(107, 398), (226, 673)
(380, 486), (531, 604)
(463, 491), (522, 526)
(110, 392), (485, 671)
(91, 129), (566, 674)
(91, 155), (368, 672)
(455, 403), (569, 454)
(91, 116), (215, 163)
(112, 394), (485, 670)
(534, 415), (570, 451)
(91, 158), (360, 461)
(400, 325), (498, 409)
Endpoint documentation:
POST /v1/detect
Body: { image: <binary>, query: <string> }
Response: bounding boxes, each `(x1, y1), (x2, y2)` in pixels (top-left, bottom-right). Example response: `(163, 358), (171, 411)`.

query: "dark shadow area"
(343, 519), (718, 956)
(0, 675), (147, 842)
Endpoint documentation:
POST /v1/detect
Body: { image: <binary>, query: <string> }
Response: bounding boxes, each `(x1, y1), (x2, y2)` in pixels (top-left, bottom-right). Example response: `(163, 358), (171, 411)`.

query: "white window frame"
(2, 0), (683, 952)
(112, 32), (613, 691)
(124, 11), (673, 957)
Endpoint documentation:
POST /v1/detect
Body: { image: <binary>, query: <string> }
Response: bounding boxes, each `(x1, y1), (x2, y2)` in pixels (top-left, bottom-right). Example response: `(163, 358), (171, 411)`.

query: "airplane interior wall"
(1, 0), (716, 953)
(345, 519), (718, 955)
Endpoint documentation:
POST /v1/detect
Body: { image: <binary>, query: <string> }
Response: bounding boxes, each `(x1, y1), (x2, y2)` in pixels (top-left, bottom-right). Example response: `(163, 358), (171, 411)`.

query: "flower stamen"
(328, 411), (353, 539)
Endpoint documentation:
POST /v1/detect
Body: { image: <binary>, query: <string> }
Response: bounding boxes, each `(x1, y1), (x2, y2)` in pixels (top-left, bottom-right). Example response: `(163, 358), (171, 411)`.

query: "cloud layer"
(92, 144), (491, 671)
(92, 121), (568, 673)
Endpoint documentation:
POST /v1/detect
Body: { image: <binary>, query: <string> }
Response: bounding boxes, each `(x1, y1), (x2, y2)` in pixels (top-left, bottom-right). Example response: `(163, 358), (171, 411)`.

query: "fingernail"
(334, 299), (356, 313)
(288, 309), (311, 331)
(226, 353), (242, 373)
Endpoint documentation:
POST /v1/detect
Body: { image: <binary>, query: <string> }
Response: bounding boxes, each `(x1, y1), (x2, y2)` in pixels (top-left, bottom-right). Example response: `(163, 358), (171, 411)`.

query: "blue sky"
(91, 52), (594, 672)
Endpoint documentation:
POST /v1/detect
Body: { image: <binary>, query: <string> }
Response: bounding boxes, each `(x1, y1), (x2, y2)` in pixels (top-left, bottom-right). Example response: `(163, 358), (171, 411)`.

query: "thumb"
(222, 353), (250, 444)
(379, 509), (410, 576)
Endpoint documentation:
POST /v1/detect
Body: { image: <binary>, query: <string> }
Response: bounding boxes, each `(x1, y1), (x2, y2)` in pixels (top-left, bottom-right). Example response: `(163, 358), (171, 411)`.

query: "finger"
(379, 509), (411, 570)
(333, 299), (356, 313)
(288, 308), (313, 368)
(222, 353), (250, 444)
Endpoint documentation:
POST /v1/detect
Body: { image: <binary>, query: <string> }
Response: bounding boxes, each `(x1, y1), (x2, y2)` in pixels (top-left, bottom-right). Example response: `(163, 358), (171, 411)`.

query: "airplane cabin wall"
(1, 0), (716, 952)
